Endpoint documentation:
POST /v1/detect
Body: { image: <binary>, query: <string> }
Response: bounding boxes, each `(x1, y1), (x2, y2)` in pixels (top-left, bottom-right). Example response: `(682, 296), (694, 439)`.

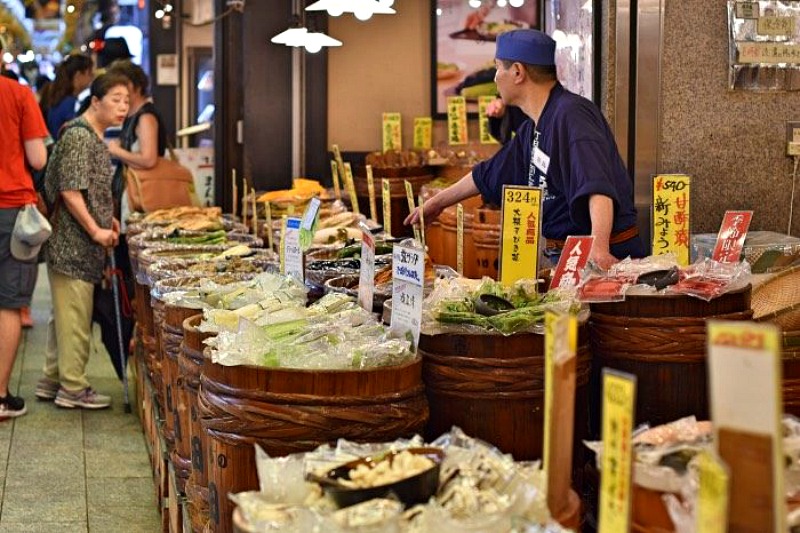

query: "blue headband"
(495, 29), (556, 67)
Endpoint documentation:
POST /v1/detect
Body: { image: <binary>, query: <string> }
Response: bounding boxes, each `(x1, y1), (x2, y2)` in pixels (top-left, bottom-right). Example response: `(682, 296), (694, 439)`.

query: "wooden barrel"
(354, 166), (433, 237)
(198, 357), (429, 533)
(472, 206), (501, 279)
(418, 330), (591, 463)
(587, 285), (753, 436)
(183, 315), (214, 533)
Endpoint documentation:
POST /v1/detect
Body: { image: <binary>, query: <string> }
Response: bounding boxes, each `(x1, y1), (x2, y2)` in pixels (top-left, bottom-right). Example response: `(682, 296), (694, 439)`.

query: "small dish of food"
(311, 447), (445, 509)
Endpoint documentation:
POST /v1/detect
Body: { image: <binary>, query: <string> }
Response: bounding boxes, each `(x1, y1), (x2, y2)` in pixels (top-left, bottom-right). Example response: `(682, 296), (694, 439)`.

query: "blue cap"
(495, 29), (556, 66)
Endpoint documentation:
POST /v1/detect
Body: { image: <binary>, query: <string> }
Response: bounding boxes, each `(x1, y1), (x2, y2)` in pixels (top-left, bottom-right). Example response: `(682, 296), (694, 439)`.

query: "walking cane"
(109, 250), (132, 413)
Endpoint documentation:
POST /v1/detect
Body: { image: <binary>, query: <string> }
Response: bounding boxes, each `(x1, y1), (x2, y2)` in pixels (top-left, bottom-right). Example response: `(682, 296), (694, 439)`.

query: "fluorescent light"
(271, 27), (309, 47)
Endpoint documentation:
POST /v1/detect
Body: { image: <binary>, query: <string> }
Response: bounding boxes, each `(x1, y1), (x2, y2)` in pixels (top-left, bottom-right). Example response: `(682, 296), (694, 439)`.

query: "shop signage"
(343, 162), (360, 216)
(366, 165), (378, 222)
(550, 236), (594, 289)
(358, 223), (376, 313)
(281, 216), (303, 282)
(757, 16), (795, 36)
(478, 96), (499, 145)
(446, 96), (468, 145)
(598, 369), (636, 533)
(499, 185), (542, 286)
(382, 179), (392, 236)
(390, 242), (425, 350)
(711, 210), (752, 263)
(652, 174), (691, 265)
(735, 1), (759, 19)
(696, 451), (729, 533)
(404, 180), (422, 243)
(413, 117), (433, 150)
(382, 112), (402, 153)
(736, 42), (800, 64)
(707, 320), (784, 532)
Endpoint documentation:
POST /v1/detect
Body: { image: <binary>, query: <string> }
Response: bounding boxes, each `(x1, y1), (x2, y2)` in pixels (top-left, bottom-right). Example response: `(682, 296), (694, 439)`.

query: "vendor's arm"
(107, 113), (160, 170)
(404, 173), (479, 226)
(60, 190), (118, 247)
(588, 194), (617, 270)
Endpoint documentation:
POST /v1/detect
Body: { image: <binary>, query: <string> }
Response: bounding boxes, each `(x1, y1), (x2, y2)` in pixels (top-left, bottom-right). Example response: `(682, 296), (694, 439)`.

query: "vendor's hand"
(92, 227), (117, 248)
(485, 98), (506, 118)
(404, 199), (444, 227)
(588, 245), (619, 271)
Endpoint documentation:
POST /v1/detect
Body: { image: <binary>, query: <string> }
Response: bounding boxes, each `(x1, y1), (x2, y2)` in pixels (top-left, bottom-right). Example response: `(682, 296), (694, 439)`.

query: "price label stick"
(598, 369), (636, 533)
(279, 215), (287, 274)
(358, 222), (376, 312)
(251, 194), (257, 235)
(264, 201), (273, 250)
(390, 242), (425, 350)
(366, 165), (377, 222)
(457, 203), (464, 276)
(343, 162), (360, 215)
(330, 160), (341, 200)
(696, 451), (729, 533)
(332, 144), (349, 203)
(499, 185), (542, 286)
(242, 182), (249, 222)
(404, 180), (421, 242)
(418, 195), (426, 251)
(382, 179), (392, 237)
(232, 169), (238, 218)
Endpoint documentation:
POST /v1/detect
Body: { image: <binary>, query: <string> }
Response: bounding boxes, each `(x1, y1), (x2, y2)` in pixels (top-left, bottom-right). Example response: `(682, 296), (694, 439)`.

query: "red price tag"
(711, 211), (753, 263)
(550, 236), (594, 289)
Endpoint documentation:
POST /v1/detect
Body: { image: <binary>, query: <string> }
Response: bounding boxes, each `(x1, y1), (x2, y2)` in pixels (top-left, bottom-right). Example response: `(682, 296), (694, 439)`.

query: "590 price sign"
(390, 243), (425, 350)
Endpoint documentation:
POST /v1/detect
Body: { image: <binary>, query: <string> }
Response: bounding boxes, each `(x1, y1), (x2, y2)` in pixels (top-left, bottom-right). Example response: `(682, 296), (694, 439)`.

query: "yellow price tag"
(456, 203), (464, 276)
(331, 144), (348, 195)
(652, 174), (691, 265)
(598, 370), (636, 533)
(279, 215), (287, 274)
(499, 185), (541, 286)
(231, 169), (238, 219)
(343, 162), (360, 216)
(543, 311), (577, 480)
(382, 112), (402, 153)
(366, 165), (377, 222)
(382, 179), (392, 237)
(696, 451), (729, 533)
(264, 201), (273, 251)
(330, 160), (341, 200)
(404, 180), (421, 243)
(413, 117), (433, 150)
(478, 96), (499, 145)
(446, 96), (468, 145)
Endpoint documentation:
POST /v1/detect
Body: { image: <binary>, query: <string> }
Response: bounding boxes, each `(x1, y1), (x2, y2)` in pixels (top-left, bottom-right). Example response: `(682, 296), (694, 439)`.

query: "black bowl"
(320, 447), (444, 509)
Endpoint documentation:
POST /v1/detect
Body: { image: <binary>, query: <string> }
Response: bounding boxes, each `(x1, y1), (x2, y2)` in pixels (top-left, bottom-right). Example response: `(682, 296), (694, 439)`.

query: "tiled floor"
(0, 265), (160, 532)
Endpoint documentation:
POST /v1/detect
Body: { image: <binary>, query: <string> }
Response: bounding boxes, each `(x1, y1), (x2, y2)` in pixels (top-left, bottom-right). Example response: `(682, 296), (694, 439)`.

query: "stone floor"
(0, 265), (160, 532)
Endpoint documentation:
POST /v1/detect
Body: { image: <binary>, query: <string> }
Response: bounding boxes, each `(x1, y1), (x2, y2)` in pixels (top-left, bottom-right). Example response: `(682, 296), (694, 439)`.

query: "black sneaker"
(0, 393), (26, 418)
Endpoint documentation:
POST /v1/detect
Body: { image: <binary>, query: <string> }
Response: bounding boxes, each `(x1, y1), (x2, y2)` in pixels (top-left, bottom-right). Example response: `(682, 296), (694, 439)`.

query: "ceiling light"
(304, 32), (342, 53)
(271, 27), (309, 47)
(306, 0), (395, 20)
(509, 0), (524, 7)
(468, 0), (482, 8)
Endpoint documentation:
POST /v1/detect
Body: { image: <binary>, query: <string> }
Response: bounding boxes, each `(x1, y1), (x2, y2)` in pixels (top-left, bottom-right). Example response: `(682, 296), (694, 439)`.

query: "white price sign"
(390, 243), (425, 350)
(283, 217), (303, 282)
(301, 197), (322, 231)
(358, 225), (376, 312)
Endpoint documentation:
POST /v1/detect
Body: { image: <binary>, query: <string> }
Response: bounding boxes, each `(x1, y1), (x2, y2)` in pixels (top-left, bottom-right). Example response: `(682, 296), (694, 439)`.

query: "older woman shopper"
(36, 73), (129, 409)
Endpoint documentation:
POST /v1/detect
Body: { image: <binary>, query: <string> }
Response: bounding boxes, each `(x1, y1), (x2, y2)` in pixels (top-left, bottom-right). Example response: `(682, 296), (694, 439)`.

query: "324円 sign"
(499, 186), (542, 286)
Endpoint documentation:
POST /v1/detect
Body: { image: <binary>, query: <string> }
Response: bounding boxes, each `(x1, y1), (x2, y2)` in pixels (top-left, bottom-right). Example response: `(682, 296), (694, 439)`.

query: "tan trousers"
(44, 268), (94, 392)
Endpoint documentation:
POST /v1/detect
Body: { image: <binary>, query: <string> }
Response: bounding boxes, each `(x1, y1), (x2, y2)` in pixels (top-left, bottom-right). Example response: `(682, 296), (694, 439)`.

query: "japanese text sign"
(478, 96), (499, 145)
(711, 210), (753, 263)
(652, 174), (691, 265)
(499, 185), (542, 286)
(358, 224), (376, 313)
(382, 179), (392, 236)
(598, 369), (636, 533)
(343, 162), (360, 216)
(390, 243), (425, 350)
(413, 117), (432, 150)
(301, 197), (321, 232)
(446, 96), (468, 145)
(550, 236), (594, 289)
(366, 165), (377, 222)
(708, 320), (784, 533)
(281, 217), (303, 283)
(382, 112), (402, 153)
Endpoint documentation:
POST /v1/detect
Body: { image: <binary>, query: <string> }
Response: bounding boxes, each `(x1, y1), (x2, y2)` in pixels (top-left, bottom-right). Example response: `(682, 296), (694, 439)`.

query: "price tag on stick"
(358, 223), (376, 312)
(382, 179), (392, 237)
(696, 451), (729, 533)
(711, 210), (753, 263)
(343, 162), (360, 215)
(652, 174), (691, 265)
(598, 369), (636, 533)
(390, 242), (425, 350)
(264, 201), (273, 250)
(282, 217), (303, 283)
(550, 236), (594, 290)
(456, 203), (464, 276)
(499, 185), (542, 286)
(418, 195), (426, 250)
(232, 169), (238, 219)
(330, 160), (341, 200)
(366, 165), (377, 222)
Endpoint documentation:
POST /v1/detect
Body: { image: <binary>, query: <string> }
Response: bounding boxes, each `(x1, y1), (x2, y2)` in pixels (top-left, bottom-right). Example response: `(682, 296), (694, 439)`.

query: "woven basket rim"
(751, 266), (800, 318)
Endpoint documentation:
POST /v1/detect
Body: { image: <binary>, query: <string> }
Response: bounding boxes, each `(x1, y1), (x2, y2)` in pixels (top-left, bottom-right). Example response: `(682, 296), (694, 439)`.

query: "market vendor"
(405, 29), (645, 270)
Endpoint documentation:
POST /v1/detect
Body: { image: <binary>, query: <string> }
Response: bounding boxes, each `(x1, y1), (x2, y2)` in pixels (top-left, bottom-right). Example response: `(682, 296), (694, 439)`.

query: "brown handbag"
(125, 146), (198, 213)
